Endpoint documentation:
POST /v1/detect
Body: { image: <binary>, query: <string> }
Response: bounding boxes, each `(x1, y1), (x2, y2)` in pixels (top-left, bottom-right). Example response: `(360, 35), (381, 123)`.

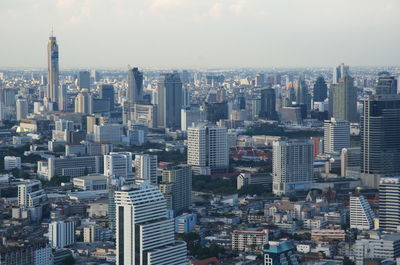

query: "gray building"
(361, 94), (400, 188)
(47, 34), (60, 109)
(260, 88), (277, 120)
(127, 67), (143, 105)
(157, 73), (182, 129)
(100, 84), (115, 110)
(78, 71), (91, 89)
(329, 75), (358, 123)
(379, 177), (400, 231)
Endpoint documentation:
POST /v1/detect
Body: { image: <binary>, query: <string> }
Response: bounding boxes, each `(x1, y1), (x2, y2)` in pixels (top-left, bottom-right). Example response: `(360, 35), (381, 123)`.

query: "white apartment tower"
(379, 177), (400, 231)
(187, 124), (229, 175)
(115, 183), (187, 265)
(16, 98), (28, 120)
(350, 194), (375, 230)
(324, 118), (350, 154)
(104, 152), (133, 178)
(272, 139), (314, 195)
(134, 154), (158, 185)
(48, 220), (76, 249)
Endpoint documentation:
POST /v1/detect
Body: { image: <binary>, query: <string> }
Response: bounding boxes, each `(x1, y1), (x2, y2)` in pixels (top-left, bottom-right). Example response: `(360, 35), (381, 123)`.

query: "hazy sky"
(1, 0), (399, 68)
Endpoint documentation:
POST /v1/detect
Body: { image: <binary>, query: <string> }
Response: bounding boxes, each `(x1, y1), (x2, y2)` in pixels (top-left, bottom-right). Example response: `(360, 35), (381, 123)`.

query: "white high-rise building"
(48, 220), (76, 249)
(94, 123), (123, 143)
(272, 139), (314, 195)
(379, 177), (400, 231)
(350, 194), (375, 230)
(16, 98), (28, 120)
(115, 183), (187, 265)
(104, 152), (133, 178)
(324, 118), (350, 154)
(187, 124), (229, 175)
(134, 154), (158, 185)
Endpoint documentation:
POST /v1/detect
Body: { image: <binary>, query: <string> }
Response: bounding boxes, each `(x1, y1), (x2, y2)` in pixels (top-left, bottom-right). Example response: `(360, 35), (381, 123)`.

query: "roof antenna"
(51, 26), (54, 37)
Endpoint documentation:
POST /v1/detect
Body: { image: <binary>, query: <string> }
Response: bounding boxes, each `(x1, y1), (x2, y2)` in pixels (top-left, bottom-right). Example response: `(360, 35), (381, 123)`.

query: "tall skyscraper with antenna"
(47, 32), (60, 110)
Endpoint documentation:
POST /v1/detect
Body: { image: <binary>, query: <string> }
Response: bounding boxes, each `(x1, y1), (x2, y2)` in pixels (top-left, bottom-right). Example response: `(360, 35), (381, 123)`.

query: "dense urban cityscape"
(1, 2), (400, 263)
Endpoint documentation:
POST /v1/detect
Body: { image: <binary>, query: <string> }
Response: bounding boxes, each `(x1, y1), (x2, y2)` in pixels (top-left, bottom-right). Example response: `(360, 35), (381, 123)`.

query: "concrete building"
(329, 75), (358, 123)
(361, 94), (400, 188)
(104, 152), (133, 178)
(237, 173), (272, 191)
(74, 89), (93, 115)
(78, 70), (90, 89)
(181, 105), (201, 131)
(94, 123), (123, 143)
(127, 67), (143, 104)
(175, 213), (197, 234)
(16, 98), (28, 120)
(272, 139), (314, 195)
(115, 183), (187, 265)
(379, 177), (400, 231)
(83, 225), (100, 243)
(0, 238), (52, 265)
(73, 175), (108, 191)
(4, 156), (21, 170)
(133, 104), (157, 128)
(47, 34), (60, 109)
(355, 232), (400, 265)
(263, 241), (298, 265)
(157, 73), (182, 129)
(323, 118), (350, 154)
(48, 220), (76, 249)
(134, 154), (158, 185)
(187, 124), (229, 175)
(161, 165), (192, 214)
(232, 229), (268, 252)
(350, 194), (375, 230)
(46, 156), (103, 180)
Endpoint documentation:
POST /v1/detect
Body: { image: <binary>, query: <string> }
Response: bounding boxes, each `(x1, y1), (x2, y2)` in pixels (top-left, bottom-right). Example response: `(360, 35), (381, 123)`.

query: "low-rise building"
(231, 229), (268, 252)
(73, 175), (107, 191)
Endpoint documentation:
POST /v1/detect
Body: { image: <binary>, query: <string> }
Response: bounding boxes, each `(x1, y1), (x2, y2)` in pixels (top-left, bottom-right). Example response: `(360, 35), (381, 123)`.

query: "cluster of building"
(1, 33), (400, 265)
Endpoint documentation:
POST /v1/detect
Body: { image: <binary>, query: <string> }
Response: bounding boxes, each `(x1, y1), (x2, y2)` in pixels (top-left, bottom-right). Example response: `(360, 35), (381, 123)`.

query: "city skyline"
(1, 0), (400, 68)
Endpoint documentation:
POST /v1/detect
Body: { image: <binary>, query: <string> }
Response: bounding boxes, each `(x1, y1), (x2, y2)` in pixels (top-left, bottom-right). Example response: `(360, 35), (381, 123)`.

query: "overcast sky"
(1, 0), (399, 69)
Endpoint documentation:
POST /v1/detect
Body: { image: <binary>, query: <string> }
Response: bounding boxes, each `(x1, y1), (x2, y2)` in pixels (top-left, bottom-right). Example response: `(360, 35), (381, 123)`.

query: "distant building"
(16, 98), (28, 120)
(355, 232), (400, 265)
(263, 241), (298, 265)
(115, 183), (187, 265)
(375, 72), (397, 95)
(48, 220), (76, 249)
(78, 70), (91, 89)
(232, 229), (268, 252)
(94, 123), (122, 143)
(329, 75), (358, 122)
(73, 175), (107, 191)
(237, 173), (272, 191)
(104, 152), (133, 178)
(127, 67), (143, 104)
(350, 194), (374, 230)
(133, 104), (157, 128)
(161, 164), (192, 214)
(175, 213), (197, 233)
(361, 94), (400, 188)
(379, 177), (400, 231)
(134, 154), (158, 185)
(187, 124), (229, 175)
(4, 156), (21, 170)
(99, 84), (115, 110)
(260, 88), (277, 120)
(323, 118), (350, 154)
(157, 73), (182, 129)
(313, 76), (328, 102)
(272, 139), (314, 195)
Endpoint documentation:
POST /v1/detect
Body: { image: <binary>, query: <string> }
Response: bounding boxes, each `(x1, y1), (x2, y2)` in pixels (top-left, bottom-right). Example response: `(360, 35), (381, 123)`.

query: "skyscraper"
(375, 72), (398, 95)
(48, 220), (76, 249)
(16, 98), (28, 120)
(157, 73), (182, 129)
(313, 76), (328, 102)
(47, 33), (60, 108)
(295, 74), (309, 109)
(259, 88), (277, 120)
(74, 89), (93, 115)
(78, 71), (91, 90)
(160, 164), (192, 214)
(100, 84), (115, 110)
(323, 118), (350, 154)
(187, 124), (229, 175)
(329, 75), (358, 122)
(361, 94), (400, 188)
(332, 63), (350, 84)
(115, 183), (187, 265)
(127, 67), (143, 105)
(379, 177), (400, 231)
(272, 139), (314, 195)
